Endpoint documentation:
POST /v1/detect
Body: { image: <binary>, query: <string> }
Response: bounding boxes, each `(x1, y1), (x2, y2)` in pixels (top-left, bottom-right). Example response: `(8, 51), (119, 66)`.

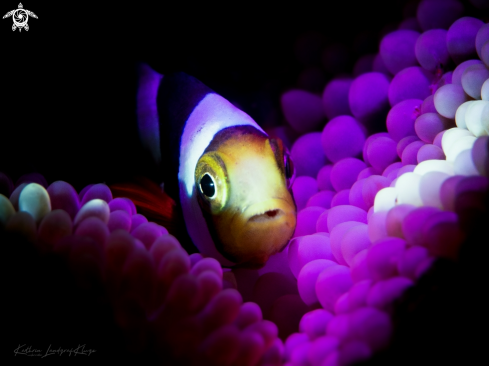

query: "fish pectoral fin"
(109, 176), (180, 236)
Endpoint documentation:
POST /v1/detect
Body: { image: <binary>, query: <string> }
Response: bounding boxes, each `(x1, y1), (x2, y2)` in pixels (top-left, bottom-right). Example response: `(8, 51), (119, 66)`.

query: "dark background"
(0, 0), (487, 188)
(1, 0), (489, 365)
(0, 0), (430, 190)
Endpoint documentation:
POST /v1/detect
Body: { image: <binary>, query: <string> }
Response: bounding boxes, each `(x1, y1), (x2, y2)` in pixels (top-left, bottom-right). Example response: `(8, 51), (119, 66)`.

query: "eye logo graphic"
(3, 3), (37, 32)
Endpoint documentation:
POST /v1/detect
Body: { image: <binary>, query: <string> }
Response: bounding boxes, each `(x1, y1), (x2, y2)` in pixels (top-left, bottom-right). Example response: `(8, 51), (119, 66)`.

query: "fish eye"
(284, 153), (295, 187)
(269, 138), (295, 188)
(195, 151), (229, 214)
(284, 154), (293, 179)
(200, 173), (216, 198)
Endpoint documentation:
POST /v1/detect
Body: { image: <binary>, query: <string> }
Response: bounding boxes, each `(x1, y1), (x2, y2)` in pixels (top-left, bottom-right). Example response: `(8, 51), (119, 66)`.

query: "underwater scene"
(2, 1), (489, 365)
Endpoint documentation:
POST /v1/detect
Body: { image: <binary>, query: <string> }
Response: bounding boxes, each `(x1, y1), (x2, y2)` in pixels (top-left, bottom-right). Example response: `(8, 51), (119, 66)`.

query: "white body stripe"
(179, 93), (266, 266)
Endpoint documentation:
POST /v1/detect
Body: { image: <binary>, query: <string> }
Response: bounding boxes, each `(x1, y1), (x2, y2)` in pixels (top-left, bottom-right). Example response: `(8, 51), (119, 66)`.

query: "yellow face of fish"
(195, 127), (296, 268)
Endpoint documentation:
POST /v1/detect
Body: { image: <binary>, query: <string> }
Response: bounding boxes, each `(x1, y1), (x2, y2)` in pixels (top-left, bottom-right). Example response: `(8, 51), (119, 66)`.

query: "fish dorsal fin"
(109, 176), (179, 236)
(137, 63), (164, 165)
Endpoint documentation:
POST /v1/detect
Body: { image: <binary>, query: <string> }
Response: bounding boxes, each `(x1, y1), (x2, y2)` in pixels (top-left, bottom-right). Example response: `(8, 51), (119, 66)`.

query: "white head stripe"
(178, 93), (266, 266)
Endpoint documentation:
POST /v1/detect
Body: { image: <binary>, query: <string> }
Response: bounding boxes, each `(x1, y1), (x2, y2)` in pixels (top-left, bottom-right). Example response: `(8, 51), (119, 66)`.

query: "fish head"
(195, 126), (297, 268)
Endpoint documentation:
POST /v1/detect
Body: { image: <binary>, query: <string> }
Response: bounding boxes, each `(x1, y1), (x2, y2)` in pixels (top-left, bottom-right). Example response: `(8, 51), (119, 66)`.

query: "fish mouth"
(242, 199), (291, 222)
(223, 198), (296, 267)
(247, 208), (284, 222)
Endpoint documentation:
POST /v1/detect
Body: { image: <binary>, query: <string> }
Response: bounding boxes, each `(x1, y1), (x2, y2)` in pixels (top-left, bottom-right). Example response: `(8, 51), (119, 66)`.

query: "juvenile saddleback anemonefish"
(110, 64), (297, 269)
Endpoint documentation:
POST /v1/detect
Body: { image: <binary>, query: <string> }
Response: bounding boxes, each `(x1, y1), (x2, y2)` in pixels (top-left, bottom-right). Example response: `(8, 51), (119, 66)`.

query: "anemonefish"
(111, 64), (297, 269)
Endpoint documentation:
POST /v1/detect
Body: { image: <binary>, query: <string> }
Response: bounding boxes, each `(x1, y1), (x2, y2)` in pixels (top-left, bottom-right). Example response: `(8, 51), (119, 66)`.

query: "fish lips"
(221, 198), (297, 268)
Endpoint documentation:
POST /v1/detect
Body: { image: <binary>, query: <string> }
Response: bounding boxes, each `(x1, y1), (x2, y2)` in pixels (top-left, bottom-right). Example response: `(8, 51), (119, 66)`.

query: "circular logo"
(12, 9), (28, 27)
